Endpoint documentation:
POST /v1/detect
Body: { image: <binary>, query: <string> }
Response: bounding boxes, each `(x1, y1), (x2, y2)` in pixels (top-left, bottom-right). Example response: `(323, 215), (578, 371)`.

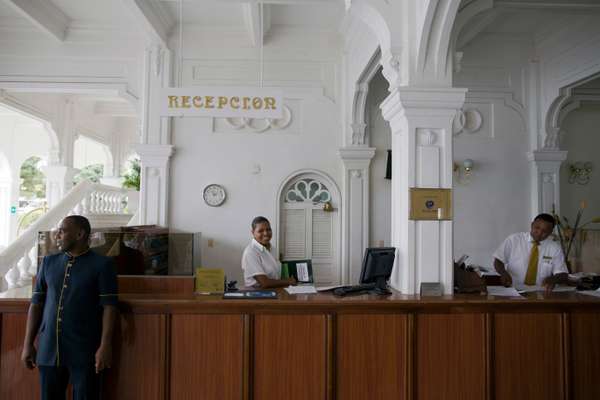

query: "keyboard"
(333, 283), (376, 297)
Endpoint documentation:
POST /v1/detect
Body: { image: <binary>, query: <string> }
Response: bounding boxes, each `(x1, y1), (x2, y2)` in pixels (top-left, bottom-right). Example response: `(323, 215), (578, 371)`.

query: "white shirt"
(241, 239), (281, 287)
(493, 232), (568, 285)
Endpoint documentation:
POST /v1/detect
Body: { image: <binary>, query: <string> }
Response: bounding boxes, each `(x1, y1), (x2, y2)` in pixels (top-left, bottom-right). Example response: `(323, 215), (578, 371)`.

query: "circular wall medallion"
(203, 184), (227, 207)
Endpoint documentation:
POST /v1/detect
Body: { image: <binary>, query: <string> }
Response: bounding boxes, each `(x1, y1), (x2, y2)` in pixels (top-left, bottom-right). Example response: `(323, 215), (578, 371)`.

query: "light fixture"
(453, 159), (475, 184)
(568, 162), (593, 185)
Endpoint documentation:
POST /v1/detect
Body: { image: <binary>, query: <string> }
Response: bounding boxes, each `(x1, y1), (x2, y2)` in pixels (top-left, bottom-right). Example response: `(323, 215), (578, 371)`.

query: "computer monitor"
(359, 247), (396, 295)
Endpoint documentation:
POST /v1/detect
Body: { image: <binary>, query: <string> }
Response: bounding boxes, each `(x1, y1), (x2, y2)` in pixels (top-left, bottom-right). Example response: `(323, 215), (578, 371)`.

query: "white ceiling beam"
(121, 0), (172, 47)
(2, 0), (69, 42)
(243, 3), (271, 47)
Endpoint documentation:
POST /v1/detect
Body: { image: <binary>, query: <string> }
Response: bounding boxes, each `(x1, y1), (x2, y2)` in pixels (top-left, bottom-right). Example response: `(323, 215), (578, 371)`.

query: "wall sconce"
(322, 201), (334, 212)
(568, 162), (593, 185)
(454, 159), (475, 184)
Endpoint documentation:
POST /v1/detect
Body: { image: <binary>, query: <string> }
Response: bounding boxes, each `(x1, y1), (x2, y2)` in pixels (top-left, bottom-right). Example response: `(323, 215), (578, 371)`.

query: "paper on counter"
(285, 285), (317, 294)
(515, 284), (544, 293)
(486, 286), (522, 297)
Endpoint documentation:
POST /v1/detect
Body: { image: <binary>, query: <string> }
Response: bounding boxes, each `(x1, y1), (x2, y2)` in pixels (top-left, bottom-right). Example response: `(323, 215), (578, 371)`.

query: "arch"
(0, 97), (60, 164)
(350, 47), (382, 146)
(275, 169), (342, 284)
(544, 72), (600, 150)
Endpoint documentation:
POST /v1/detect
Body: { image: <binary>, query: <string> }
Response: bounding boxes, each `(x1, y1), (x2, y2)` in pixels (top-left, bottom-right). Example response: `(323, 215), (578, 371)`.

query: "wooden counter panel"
(170, 314), (245, 400)
(337, 314), (408, 400)
(416, 313), (486, 400)
(494, 313), (564, 400)
(0, 313), (40, 400)
(570, 312), (600, 400)
(254, 314), (328, 400)
(103, 314), (166, 400)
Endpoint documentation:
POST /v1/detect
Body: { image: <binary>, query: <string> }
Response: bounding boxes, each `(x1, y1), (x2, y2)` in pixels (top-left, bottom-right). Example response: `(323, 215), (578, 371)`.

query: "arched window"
(278, 171), (341, 285)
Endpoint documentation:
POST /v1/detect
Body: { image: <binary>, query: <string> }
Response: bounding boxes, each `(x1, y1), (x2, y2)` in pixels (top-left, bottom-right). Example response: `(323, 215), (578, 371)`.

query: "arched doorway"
(277, 170), (341, 285)
(17, 156), (47, 235)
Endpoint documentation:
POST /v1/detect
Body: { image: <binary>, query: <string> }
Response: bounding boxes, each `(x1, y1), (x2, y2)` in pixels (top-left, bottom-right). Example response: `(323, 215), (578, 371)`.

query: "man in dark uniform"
(21, 215), (118, 400)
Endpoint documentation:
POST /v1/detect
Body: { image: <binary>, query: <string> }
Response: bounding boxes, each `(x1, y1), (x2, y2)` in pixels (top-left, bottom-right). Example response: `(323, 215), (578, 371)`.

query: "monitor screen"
(359, 247), (396, 291)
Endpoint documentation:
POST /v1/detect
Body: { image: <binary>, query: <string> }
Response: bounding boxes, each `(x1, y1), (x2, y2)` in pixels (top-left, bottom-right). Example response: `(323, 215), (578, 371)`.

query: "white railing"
(0, 180), (136, 292)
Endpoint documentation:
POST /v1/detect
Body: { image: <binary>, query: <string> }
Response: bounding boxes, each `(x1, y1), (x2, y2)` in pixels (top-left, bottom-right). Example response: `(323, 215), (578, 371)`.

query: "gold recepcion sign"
(159, 87), (283, 119)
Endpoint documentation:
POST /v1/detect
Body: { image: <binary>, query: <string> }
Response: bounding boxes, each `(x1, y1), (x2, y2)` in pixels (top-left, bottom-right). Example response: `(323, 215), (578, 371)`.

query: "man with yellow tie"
(493, 213), (568, 291)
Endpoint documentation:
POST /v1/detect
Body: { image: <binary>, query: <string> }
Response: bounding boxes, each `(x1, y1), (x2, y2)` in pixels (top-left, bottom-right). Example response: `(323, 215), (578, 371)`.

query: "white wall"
(168, 25), (343, 283)
(560, 104), (600, 228)
(452, 34), (532, 268)
(367, 71), (391, 247)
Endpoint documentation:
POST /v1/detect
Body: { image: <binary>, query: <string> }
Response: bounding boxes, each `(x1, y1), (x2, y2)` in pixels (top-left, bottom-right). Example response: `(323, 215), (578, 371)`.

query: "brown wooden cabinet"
(1, 292), (600, 399)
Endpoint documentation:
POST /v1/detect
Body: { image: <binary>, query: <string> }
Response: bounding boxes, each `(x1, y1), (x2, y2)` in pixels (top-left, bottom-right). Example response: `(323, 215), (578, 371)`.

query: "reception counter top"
(1, 290), (599, 400)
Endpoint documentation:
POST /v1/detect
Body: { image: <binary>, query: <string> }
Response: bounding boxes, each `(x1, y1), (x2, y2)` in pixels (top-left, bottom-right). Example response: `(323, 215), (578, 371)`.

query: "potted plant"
(552, 202), (600, 273)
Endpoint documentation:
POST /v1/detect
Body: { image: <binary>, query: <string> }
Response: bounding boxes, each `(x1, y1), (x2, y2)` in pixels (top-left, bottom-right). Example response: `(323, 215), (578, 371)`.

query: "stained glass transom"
(285, 179), (331, 203)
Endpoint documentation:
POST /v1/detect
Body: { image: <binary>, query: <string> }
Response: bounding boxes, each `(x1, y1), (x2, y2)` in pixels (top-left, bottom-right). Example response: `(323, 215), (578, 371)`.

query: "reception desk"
(1, 290), (600, 400)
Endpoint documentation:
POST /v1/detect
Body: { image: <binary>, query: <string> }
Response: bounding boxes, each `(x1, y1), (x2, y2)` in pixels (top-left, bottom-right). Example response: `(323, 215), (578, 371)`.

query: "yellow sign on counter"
(195, 268), (225, 293)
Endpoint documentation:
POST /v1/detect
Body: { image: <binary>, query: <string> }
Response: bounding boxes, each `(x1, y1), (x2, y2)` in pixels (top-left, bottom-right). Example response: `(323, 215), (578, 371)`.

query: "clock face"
(203, 184), (226, 207)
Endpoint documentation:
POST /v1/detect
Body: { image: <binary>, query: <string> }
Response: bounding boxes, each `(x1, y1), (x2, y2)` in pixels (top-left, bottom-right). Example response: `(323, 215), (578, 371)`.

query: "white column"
(380, 88), (466, 295)
(135, 144), (173, 226)
(136, 43), (173, 227)
(338, 146), (375, 284)
(528, 150), (568, 216)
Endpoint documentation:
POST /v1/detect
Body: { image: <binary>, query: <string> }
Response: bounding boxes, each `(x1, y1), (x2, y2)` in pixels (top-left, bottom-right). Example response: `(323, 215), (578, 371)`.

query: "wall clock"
(203, 184), (227, 207)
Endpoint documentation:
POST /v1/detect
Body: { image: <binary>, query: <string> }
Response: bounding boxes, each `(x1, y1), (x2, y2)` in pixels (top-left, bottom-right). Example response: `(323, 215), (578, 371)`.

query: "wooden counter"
(1, 291), (599, 400)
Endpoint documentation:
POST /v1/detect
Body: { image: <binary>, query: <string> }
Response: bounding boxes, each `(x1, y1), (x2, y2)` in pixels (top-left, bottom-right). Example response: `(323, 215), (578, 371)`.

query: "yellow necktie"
(524, 241), (539, 285)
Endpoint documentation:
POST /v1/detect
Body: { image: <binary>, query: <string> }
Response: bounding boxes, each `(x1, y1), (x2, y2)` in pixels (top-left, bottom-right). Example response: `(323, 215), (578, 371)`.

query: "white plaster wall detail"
(418, 129), (438, 146)
(213, 99), (301, 135)
(452, 108), (483, 136)
(350, 170), (362, 179)
(222, 105), (292, 133)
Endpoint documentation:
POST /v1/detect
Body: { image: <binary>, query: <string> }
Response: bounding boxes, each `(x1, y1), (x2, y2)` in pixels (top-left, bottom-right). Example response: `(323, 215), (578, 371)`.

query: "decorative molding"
(350, 170), (362, 179)
(351, 47), (381, 146)
(220, 105), (292, 133)
(418, 129), (438, 146)
(542, 173), (554, 184)
(213, 100), (299, 134)
(452, 108), (483, 136)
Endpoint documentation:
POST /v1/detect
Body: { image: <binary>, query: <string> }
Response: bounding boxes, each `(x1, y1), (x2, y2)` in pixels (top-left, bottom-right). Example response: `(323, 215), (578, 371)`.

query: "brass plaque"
(409, 188), (452, 220)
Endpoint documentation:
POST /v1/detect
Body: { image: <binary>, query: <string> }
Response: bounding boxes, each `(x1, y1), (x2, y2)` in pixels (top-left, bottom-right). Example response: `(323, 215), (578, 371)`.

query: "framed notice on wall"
(409, 188), (452, 220)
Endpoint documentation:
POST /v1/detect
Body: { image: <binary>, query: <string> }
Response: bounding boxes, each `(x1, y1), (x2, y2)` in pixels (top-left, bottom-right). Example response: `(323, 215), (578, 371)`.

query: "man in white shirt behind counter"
(493, 213), (569, 292)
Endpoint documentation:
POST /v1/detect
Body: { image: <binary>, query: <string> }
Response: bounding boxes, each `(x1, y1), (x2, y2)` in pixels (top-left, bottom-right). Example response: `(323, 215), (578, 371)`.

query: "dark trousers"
(39, 365), (101, 400)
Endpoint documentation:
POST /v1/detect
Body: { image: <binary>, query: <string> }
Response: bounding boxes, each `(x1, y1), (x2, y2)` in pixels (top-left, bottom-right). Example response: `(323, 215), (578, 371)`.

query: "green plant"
(20, 156), (46, 199)
(73, 164), (104, 184)
(552, 202), (600, 272)
(122, 157), (140, 191)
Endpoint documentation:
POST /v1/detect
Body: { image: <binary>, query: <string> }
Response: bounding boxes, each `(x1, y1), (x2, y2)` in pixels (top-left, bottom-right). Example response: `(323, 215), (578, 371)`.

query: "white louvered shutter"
(282, 208), (306, 259)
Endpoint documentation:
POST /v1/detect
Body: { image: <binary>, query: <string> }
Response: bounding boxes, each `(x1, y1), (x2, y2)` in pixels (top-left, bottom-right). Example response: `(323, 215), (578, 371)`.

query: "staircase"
(0, 180), (137, 293)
